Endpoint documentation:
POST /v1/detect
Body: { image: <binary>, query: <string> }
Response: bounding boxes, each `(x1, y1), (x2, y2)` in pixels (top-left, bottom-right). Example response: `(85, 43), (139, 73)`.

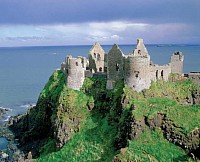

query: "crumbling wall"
(124, 55), (151, 92)
(60, 39), (185, 92)
(150, 64), (171, 82)
(124, 39), (151, 92)
(170, 51), (184, 74)
(89, 42), (105, 73)
(188, 72), (200, 86)
(107, 44), (124, 81)
(65, 56), (86, 90)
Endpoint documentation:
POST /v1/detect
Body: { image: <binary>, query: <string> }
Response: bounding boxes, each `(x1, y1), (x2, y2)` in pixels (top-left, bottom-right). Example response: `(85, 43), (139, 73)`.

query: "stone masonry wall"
(89, 42), (105, 73)
(65, 56), (86, 90)
(150, 64), (171, 82)
(124, 55), (151, 92)
(188, 72), (200, 86)
(60, 39), (184, 92)
(170, 52), (184, 74)
(107, 44), (124, 81)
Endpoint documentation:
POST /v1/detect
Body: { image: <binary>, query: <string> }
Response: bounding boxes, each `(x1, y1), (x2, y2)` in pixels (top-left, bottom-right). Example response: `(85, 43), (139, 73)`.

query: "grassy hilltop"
(10, 70), (200, 161)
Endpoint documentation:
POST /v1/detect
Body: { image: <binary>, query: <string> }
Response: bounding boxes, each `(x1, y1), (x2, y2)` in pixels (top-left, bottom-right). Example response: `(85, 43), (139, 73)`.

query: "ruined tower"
(89, 42), (105, 73)
(106, 44), (124, 89)
(60, 38), (184, 92)
(170, 51), (184, 74)
(61, 55), (86, 90)
(124, 39), (151, 92)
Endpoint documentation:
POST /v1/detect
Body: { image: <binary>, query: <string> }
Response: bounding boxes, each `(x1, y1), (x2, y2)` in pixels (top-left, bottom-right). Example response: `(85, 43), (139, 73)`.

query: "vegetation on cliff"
(9, 70), (91, 157)
(9, 71), (200, 161)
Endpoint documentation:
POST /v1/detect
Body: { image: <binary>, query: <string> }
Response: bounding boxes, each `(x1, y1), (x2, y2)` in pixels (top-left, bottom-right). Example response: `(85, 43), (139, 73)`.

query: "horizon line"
(1, 43), (200, 48)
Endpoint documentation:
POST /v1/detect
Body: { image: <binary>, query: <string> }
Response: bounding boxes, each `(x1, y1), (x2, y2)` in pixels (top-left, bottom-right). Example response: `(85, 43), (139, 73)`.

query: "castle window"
(138, 50), (141, 54)
(76, 62), (78, 66)
(97, 54), (101, 61)
(99, 67), (102, 72)
(104, 67), (107, 73)
(94, 53), (96, 58)
(66, 69), (68, 74)
(161, 70), (164, 79)
(116, 63), (119, 71)
(156, 70), (158, 79)
(135, 71), (139, 78)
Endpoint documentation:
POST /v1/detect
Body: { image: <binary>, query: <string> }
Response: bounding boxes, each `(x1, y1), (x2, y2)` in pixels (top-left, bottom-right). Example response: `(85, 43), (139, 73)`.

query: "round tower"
(66, 56), (85, 90)
(124, 39), (151, 92)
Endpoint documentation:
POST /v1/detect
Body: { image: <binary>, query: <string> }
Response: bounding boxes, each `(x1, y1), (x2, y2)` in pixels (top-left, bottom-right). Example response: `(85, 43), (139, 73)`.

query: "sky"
(0, 0), (199, 47)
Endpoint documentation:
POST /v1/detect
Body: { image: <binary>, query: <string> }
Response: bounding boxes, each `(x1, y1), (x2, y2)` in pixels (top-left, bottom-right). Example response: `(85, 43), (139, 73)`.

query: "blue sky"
(0, 0), (199, 47)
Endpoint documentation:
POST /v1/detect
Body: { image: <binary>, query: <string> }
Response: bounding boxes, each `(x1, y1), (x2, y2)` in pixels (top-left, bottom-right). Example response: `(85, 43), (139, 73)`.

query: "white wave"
(0, 106), (12, 111)
(20, 103), (36, 108)
(3, 115), (11, 122)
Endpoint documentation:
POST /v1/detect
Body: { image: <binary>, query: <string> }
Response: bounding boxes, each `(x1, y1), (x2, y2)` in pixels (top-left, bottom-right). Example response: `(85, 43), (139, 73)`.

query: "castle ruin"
(61, 39), (184, 92)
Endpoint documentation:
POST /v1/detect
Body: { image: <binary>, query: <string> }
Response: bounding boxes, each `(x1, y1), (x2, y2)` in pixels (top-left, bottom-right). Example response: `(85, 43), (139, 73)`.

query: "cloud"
(1, 21), (197, 47)
(0, 0), (199, 25)
(4, 36), (50, 42)
(0, 0), (199, 45)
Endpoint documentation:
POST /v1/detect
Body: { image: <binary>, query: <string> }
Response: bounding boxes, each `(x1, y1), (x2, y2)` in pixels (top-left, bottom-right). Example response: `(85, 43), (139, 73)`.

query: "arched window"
(94, 53), (96, 58)
(99, 67), (102, 72)
(76, 62), (78, 66)
(161, 70), (164, 79)
(156, 70), (158, 79)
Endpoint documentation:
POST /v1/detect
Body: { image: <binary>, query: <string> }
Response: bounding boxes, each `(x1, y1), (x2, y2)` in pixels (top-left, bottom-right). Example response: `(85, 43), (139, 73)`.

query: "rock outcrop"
(8, 70), (91, 158)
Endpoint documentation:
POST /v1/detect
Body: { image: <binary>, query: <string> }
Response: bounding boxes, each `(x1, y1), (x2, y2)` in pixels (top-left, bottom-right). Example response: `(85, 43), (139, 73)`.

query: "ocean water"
(0, 44), (200, 119)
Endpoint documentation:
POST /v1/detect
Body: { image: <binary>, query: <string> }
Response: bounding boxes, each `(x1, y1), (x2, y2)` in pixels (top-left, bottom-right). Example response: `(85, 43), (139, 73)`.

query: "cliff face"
(8, 71), (200, 161)
(8, 70), (91, 157)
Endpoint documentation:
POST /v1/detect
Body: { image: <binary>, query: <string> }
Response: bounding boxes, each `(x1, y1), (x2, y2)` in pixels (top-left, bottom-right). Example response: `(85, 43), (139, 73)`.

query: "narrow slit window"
(116, 64), (119, 71)
(156, 70), (158, 79)
(161, 70), (164, 79)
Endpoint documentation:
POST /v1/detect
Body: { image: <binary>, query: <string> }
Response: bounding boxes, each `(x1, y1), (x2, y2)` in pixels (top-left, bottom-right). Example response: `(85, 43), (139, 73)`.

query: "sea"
(0, 44), (200, 150)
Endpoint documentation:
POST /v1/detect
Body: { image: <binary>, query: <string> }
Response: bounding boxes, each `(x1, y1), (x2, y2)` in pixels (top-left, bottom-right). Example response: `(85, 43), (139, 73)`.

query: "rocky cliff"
(8, 71), (200, 161)
(8, 70), (91, 158)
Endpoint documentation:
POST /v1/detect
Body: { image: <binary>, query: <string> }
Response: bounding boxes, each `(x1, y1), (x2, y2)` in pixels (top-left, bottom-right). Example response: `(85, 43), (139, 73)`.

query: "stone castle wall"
(149, 64), (171, 82)
(62, 55), (86, 90)
(188, 72), (200, 86)
(170, 52), (184, 74)
(124, 55), (151, 92)
(61, 38), (185, 92)
(107, 44), (124, 81)
(89, 42), (105, 73)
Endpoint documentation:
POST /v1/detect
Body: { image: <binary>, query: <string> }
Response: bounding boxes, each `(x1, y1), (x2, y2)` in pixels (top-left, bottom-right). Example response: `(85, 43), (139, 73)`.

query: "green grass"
(37, 115), (117, 162)
(132, 97), (200, 133)
(35, 76), (200, 161)
(115, 128), (190, 162)
(146, 79), (200, 104)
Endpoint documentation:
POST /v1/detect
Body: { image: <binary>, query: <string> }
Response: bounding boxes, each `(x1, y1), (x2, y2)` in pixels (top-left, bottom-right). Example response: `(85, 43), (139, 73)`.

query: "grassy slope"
(115, 128), (188, 162)
(37, 77), (119, 162)
(36, 77), (200, 162)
